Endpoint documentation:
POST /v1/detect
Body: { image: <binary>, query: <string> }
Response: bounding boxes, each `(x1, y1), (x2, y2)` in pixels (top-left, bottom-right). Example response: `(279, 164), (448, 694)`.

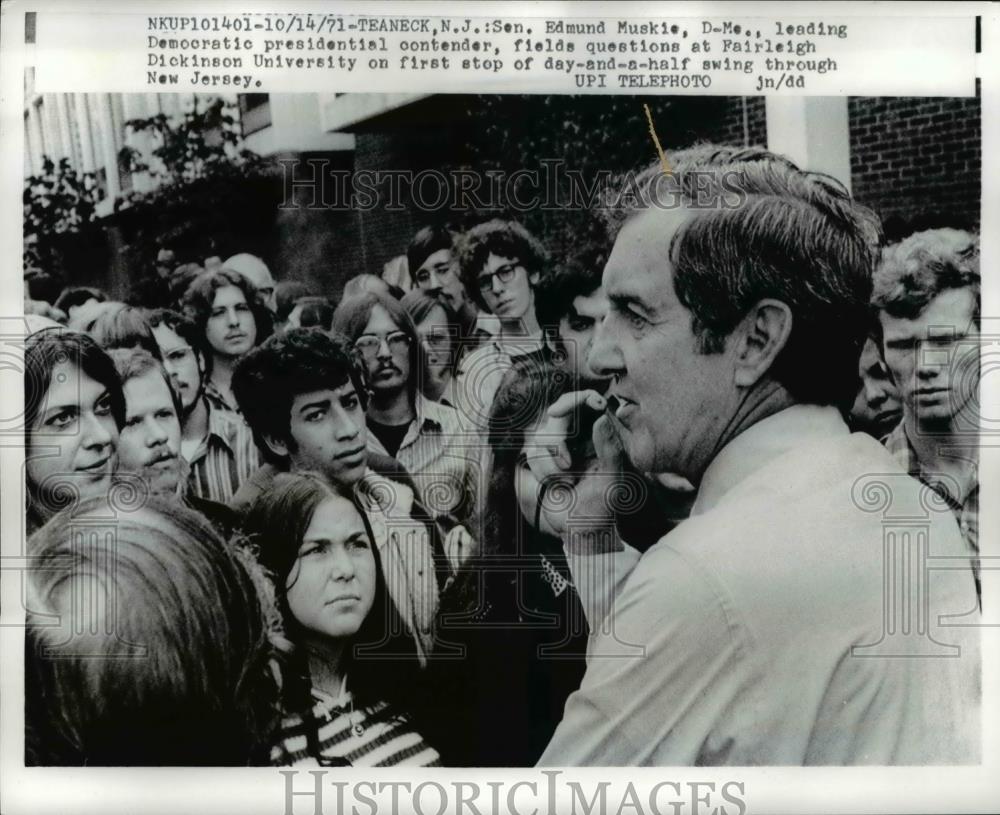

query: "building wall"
(848, 95), (981, 238)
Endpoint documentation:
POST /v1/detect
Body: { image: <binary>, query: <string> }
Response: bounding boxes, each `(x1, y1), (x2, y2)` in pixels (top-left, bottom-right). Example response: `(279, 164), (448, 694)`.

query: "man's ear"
(733, 299), (793, 388)
(263, 434), (290, 459)
(195, 350), (207, 380)
(528, 269), (540, 287)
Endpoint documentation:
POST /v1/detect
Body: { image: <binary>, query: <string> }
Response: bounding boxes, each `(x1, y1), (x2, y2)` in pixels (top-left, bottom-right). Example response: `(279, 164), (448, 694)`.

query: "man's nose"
(588, 317), (625, 379)
(145, 415), (169, 447)
(227, 308), (240, 326)
(490, 274), (505, 295)
(333, 409), (361, 440)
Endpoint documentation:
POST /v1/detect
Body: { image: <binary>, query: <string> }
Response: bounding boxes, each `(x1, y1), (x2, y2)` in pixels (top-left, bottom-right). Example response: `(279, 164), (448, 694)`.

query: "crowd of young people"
(23, 144), (982, 766)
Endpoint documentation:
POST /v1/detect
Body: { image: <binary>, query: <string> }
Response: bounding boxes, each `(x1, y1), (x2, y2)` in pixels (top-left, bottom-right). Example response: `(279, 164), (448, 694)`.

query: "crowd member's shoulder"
(369, 451), (419, 494)
(187, 494), (240, 540)
(230, 462), (282, 516)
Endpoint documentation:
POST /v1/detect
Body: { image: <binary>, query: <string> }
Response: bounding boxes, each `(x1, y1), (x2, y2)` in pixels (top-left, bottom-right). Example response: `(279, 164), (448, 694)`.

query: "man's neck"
(210, 355), (238, 394)
(689, 381), (798, 486)
(903, 411), (975, 478)
(369, 387), (414, 426)
(499, 310), (541, 342)
(182, 394), (209, 443)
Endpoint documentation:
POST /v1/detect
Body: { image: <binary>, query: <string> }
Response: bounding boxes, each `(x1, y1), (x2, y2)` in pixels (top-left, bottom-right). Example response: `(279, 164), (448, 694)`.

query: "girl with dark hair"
(243, 472), (440, 767)
(181, 268), (273, 414)
(25, 497), (279, 765)
(24, 328), (125, 535)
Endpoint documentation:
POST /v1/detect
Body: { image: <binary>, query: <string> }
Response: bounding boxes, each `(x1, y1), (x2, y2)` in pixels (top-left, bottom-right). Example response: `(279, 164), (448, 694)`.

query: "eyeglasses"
(420, 327), (453, 351)
(477, 264), (521, 293)
(354, 331), (411, 357)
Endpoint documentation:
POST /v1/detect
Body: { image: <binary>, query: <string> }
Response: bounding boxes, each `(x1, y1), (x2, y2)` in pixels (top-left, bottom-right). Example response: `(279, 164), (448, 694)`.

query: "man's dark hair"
(274, 281), (313, 324)
(534, 252), (608, 332)
(293, 296), (334, 330)
(615, 145), (883, 412)
(87, 304), (163, 361)
(55, 287), (107, 314)
(872, 228), (980, 326)
(232, 328), (368, 464)
(148, 308), (210, 377)
(455, 219), (548, 309)
(407, 224), (455, 277)
(181, 269), (274, 351)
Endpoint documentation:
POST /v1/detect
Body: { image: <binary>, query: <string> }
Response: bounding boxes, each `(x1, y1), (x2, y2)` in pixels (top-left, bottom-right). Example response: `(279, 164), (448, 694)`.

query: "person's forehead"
(291, 382), (357, 409)
(481, 253), (520, 275)
(417, 248), (452, 273)
(363, 305), (400, 331)
(151, 323), (184, 348)
(881, 287), (978, 337)
(123, 370), (173, 408)
(305, 494), (365, 538)
(41, 362), (89, 409)
(212, 285), (247, 307)
(604, 207), (690, 307)
(570, 287), (610, 319)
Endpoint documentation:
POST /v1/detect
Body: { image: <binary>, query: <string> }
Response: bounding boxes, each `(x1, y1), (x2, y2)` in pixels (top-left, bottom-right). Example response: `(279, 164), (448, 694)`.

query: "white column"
(27, 102), (46, 170)
(56, 93), (75, 165)
(765, 97), (852, 192)
(74, 93), (97, 173)
(97, 93), (121, 200)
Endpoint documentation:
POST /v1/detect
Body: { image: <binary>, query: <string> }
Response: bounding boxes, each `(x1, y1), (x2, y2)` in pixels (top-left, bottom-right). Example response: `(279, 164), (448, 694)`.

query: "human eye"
(341, 393), (360, 411)
(211, 307), (225, 318)
(298, 541), (324, 558)
(93, 393), (113, 416)
(304, 408), (327, 423)
(45, 409), (76, 429)
(416, 271), (430, 284)
(567, 314), (594, 332)
(348, 534), (371, 551)
(156, 408), (176, 420)
(124, 414), (142, 428)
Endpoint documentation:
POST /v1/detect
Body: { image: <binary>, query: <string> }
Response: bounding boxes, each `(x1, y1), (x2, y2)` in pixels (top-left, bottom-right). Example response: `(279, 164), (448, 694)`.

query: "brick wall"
(848, 96), (981, 238)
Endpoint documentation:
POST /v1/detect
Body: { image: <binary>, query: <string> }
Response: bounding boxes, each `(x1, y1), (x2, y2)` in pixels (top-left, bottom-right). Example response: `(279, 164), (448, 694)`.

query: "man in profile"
(528, 147), (979, 765)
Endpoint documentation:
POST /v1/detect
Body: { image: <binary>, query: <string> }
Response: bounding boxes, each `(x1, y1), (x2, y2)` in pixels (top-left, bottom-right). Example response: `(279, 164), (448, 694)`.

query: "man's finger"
(546, 389), (607, 421)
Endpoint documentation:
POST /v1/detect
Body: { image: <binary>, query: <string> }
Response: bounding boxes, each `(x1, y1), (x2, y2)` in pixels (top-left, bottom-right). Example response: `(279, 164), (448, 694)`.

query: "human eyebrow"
(297, 398), (332, 415)
(608, 293), (652, 316)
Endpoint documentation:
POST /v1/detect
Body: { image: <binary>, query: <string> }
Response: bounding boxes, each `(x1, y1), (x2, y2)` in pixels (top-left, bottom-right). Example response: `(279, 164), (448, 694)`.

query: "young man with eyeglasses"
(332, 292), (479, 543)
(451, 219), (550, 433)
(148, 309), (261, 503)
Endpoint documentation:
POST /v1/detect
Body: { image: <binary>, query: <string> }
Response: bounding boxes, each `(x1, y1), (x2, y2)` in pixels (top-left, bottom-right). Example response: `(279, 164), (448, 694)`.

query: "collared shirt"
(204, 379), (242, 416)
(541, 406), (980, 766)
(366, 394), (479, 526)
(450, 332), (547, 435)
(185, 399), (261, 504)
(883, 421), (979, 554)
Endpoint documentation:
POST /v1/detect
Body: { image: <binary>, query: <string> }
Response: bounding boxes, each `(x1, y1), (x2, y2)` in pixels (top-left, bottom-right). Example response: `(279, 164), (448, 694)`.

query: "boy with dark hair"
(231, 327), (450, 661)
(451, 219), (549, 433)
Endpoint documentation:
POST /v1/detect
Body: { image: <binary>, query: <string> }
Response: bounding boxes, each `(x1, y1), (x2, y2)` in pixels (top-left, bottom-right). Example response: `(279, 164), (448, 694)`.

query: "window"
(238, 94), (271, 137)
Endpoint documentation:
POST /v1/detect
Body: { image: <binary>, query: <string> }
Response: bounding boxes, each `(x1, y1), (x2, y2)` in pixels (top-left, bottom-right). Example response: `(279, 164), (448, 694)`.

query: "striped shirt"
(882, 422), (978, 554)
(366, 394), (479, 527)
(185, 399), (262, 504)
(270, 688), (440, 767)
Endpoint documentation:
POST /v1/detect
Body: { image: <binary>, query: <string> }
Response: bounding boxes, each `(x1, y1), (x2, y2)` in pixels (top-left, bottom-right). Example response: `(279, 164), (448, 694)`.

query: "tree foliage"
(23, 156), (100, 273)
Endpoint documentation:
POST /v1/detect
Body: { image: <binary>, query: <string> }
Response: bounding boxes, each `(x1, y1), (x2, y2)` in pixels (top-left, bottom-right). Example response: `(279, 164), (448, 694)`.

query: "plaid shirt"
(366, 394), (479, 527)
(185, 399), (262, 504)
(882, 423), (979, 555)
